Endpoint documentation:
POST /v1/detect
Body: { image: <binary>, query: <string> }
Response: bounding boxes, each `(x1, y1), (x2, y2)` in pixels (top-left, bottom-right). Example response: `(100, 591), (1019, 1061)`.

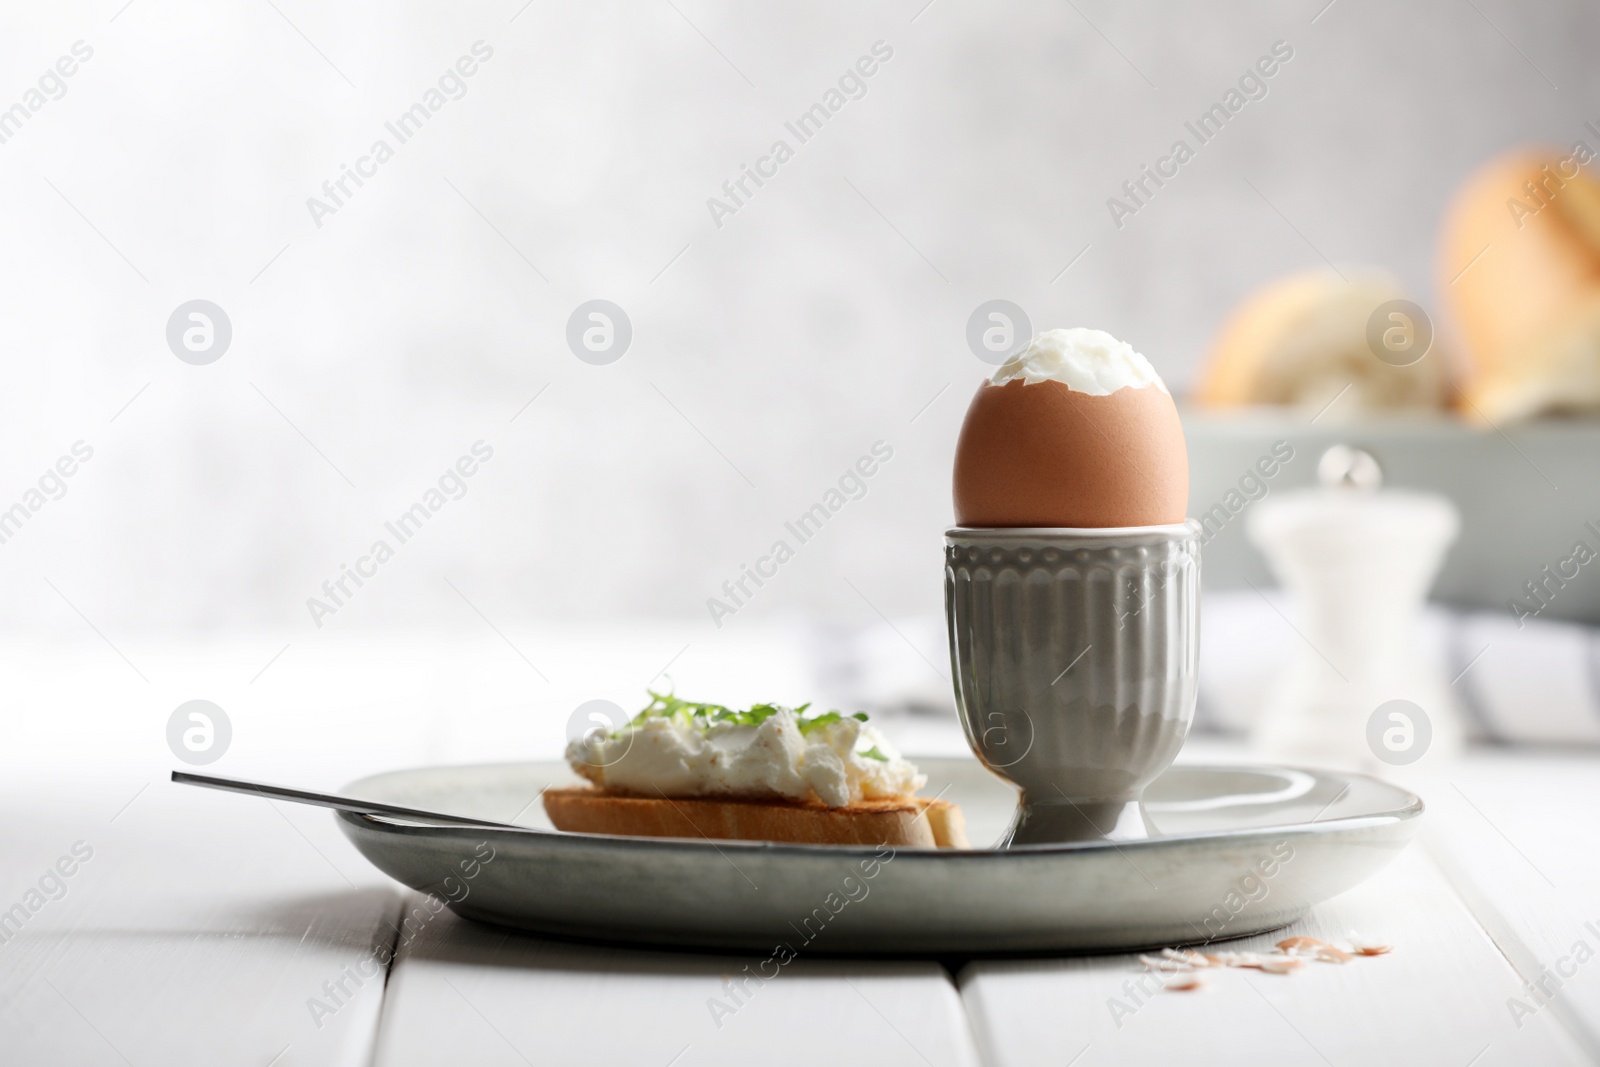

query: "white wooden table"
(3, 634), (1598, 1066)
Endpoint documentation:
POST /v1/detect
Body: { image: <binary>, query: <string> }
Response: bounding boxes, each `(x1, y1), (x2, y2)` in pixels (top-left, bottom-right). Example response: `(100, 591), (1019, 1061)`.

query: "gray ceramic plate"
(336, 757), (1421, 955)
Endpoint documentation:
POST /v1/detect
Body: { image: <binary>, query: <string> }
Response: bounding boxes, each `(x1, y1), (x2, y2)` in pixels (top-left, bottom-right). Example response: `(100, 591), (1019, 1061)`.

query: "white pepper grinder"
(1245, 445), (1463, 769)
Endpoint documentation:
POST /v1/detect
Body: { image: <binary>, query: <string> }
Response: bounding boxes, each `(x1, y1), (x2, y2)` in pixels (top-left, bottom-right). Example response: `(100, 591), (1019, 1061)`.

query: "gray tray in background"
(1184, 411), (1600, 624)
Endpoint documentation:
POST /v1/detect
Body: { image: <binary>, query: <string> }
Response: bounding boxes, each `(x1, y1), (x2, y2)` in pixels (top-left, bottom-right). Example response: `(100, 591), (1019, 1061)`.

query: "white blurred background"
(1, 0), (1596, 767)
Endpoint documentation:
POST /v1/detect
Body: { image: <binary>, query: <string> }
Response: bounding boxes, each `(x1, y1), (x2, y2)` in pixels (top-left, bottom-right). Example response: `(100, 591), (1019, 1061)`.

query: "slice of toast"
(543, 787), (969, 849)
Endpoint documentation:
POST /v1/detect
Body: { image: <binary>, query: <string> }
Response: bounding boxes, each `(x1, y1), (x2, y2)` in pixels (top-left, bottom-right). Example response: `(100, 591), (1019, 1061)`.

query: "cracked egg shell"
(952, 378), (1188, 528)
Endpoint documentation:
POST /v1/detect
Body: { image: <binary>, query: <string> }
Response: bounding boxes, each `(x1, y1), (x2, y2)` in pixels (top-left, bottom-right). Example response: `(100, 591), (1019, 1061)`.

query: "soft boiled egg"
(952, 328), (1188, 528)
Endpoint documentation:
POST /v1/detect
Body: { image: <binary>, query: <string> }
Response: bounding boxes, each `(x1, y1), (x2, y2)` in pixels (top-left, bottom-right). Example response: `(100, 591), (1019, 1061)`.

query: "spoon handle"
(171, 770), (531, 830)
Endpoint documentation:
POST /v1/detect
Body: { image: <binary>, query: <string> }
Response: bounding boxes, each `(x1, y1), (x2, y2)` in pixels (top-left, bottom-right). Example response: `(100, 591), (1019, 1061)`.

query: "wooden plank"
(374, 895), (982, 1067)
(0, 778), (401, 1067)
(1420, 751), (1600, 1059)
(959, 847), (1590, 1066)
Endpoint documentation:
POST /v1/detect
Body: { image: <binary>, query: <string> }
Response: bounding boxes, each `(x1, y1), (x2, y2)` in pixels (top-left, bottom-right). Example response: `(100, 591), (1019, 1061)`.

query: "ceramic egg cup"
(945, 522), (1202, 845)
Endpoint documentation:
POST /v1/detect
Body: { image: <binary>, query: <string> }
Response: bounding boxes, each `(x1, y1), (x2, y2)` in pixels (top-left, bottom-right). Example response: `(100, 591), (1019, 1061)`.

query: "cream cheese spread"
(566, 702), (925, 809)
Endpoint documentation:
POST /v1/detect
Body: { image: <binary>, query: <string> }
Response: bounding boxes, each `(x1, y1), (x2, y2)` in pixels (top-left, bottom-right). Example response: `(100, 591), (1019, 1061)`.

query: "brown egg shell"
(952, 378), (1188, 528)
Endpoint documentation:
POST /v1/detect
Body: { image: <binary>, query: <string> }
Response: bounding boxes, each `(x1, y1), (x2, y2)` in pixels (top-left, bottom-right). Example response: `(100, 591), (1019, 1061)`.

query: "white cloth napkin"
(1198, 590), (1600, 745)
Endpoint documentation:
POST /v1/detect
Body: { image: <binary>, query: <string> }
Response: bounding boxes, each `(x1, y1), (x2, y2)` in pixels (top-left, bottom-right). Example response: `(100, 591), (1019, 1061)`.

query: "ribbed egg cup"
(945, 522), (1201, 846)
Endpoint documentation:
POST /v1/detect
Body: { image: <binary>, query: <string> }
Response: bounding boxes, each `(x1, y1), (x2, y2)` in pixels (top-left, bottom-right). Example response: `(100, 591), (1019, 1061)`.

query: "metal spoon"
(171, 770), (536, 830)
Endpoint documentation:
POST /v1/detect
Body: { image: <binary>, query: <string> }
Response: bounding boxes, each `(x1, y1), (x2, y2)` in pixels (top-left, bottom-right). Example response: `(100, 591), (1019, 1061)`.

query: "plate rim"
(337, 758), (1424, 859)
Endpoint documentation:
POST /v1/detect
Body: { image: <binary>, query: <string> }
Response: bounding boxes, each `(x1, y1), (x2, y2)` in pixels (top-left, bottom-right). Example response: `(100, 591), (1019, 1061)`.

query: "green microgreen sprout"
(624, 689), (872, 741)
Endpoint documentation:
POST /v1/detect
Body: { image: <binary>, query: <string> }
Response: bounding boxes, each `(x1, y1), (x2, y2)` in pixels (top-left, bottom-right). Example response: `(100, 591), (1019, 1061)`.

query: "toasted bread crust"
(542, 787), (969, 848)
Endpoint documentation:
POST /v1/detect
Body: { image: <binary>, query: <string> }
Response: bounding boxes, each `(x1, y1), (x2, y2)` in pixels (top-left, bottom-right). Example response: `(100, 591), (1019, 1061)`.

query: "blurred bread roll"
(1439, 149), (1600, 423)
(1195, 270), (1446, 419)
